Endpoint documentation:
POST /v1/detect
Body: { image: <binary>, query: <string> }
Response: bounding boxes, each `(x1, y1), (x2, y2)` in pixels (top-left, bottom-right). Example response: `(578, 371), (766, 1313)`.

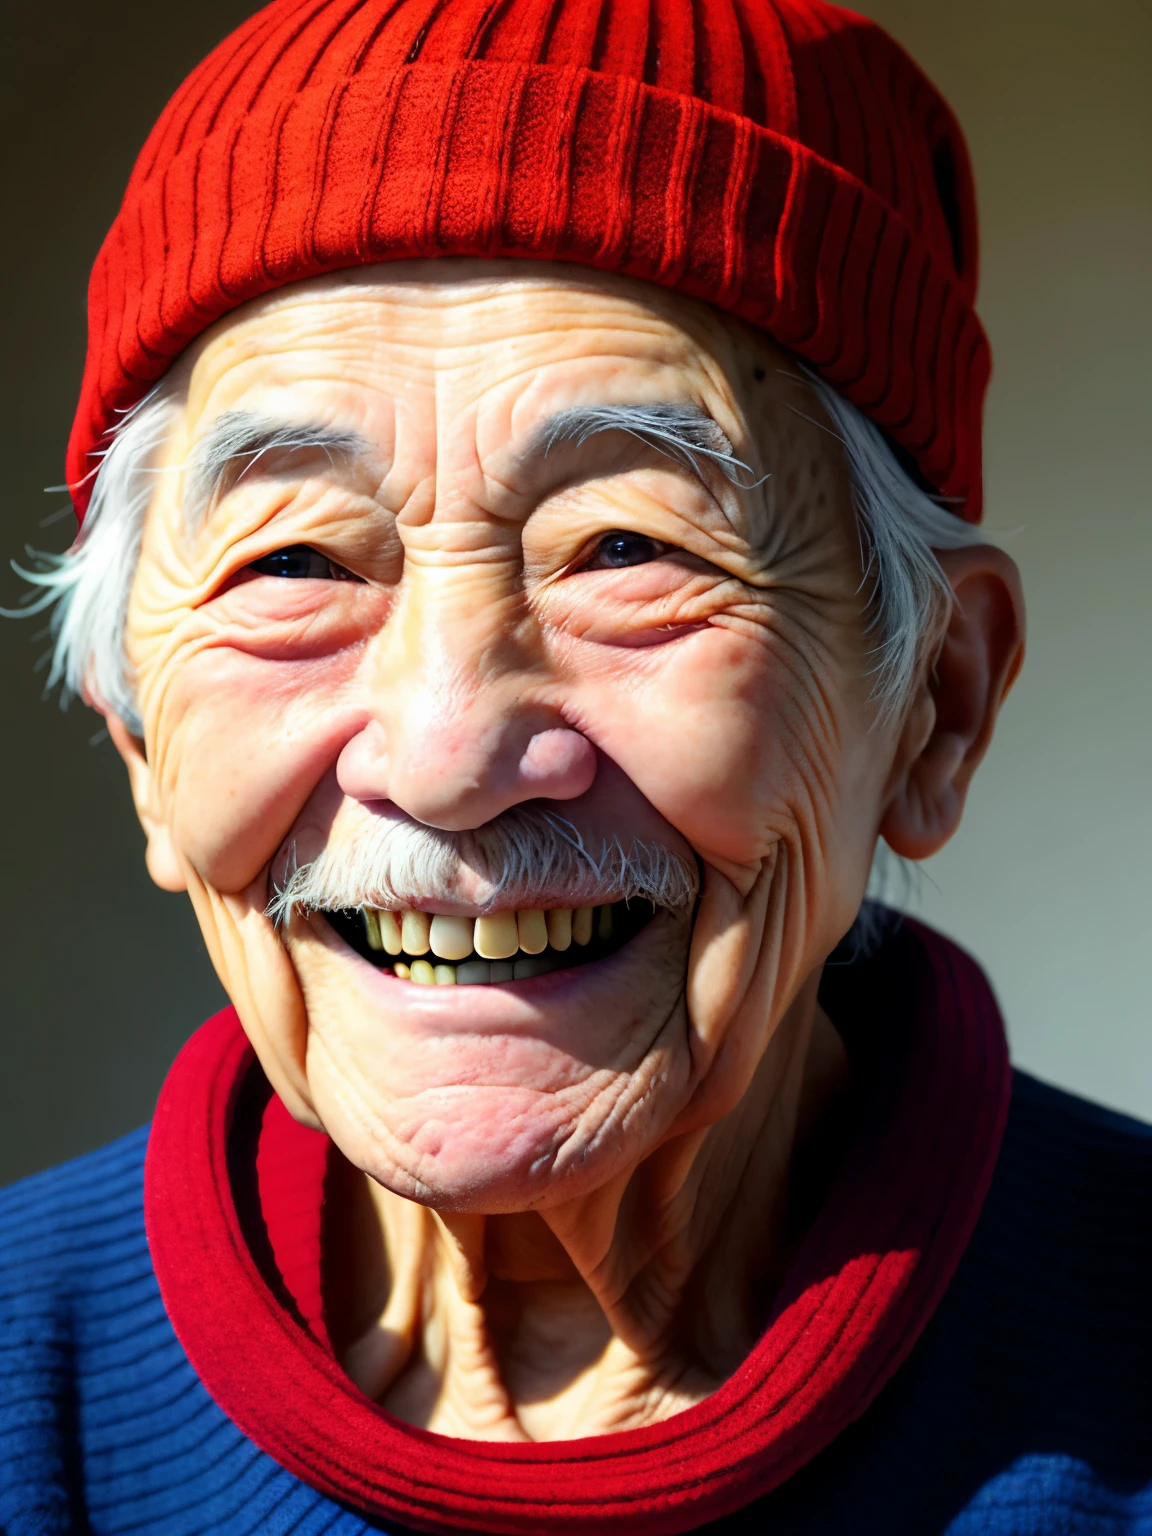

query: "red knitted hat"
(67, 0), (989, 523)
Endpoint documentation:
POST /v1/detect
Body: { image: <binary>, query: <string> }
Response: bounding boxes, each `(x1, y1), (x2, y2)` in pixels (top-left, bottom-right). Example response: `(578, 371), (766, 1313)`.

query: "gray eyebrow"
(183, 410), (369, 531)
(183, 401), (758, 533)
(532, 402), (760, 489)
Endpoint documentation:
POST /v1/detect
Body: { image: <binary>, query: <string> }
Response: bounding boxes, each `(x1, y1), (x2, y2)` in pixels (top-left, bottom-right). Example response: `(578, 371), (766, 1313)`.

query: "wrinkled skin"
(108, 261), (1023, 1440)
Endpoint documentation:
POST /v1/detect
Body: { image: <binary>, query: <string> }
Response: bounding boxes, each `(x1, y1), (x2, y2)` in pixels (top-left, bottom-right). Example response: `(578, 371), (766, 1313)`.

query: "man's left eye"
(246, 546), (354, 580)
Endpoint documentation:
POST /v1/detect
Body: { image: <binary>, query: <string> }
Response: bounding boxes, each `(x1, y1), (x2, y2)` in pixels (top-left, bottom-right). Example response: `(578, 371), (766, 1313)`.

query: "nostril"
(518, 729), (597, 800)
(337, 721), (595, 820)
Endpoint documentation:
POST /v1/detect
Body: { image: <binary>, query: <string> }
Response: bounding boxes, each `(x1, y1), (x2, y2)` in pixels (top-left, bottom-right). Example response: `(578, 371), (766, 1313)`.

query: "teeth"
(430, 914), (475, 961)
(379, 911), (404, 955)
(456, 961), (491, 985)
(369, 901), (630, 979)
(546, 908), (572, 951)
(474, 911), (519, 960)
(516, 909), (548, 955)
(402, 910), (431, 956)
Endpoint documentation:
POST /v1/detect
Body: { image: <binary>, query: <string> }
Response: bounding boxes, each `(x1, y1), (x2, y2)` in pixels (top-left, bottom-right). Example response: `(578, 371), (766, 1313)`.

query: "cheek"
(152, 646), (367, 891)
(138, 584), (393, 891)
(571, 624), (853, 871)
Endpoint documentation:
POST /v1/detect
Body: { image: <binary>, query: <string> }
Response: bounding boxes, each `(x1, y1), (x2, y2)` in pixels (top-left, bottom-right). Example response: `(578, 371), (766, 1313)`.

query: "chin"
(277, 900), (696, 1210)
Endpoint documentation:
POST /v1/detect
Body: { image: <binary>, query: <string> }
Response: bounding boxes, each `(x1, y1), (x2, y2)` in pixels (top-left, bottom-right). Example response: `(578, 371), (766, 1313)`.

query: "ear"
(106, 713), (188, 892)
(881, 543), (1025, 861)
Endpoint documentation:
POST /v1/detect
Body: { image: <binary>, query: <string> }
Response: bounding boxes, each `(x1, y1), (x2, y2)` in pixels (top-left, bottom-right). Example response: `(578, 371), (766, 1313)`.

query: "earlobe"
(105, 712), (188, 893)
(881, 543), (1025, 862)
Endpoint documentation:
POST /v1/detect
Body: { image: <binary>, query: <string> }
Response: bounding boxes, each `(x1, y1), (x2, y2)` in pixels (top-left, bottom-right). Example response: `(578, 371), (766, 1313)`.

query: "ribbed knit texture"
(67, 0), (990, 522)
(3, 1078), (1150, 1533)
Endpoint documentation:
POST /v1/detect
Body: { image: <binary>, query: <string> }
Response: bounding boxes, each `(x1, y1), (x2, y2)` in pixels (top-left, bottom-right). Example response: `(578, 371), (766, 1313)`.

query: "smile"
(324, 900), (656, 984)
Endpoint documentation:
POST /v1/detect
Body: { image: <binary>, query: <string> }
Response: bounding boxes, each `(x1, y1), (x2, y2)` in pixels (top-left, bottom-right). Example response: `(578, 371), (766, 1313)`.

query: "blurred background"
(1, 0), (1148, 1185)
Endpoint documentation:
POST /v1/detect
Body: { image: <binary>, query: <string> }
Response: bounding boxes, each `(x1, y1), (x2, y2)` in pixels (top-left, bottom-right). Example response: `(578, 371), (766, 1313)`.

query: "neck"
(334, 974), (849, 1441)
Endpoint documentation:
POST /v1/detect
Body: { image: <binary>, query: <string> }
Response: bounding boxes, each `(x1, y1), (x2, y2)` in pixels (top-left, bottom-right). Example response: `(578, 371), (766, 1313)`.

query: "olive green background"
(1, 0), (1148, 1185)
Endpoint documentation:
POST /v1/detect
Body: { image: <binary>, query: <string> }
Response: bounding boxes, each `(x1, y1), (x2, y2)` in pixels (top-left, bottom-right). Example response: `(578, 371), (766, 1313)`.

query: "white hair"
(798, 368), (986, 721)
(268, 805), (699, 924)
(14, 387), (181, 736)
(12, 364), (983, 738)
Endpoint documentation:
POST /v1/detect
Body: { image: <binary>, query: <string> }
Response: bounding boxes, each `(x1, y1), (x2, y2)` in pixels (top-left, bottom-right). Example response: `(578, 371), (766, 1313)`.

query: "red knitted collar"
(144, 919), (1010, 1535)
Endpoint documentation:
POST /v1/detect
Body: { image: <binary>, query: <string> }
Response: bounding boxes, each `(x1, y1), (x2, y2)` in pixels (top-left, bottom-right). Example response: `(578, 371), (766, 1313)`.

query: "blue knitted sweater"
(2, 1045), (1150, 1532)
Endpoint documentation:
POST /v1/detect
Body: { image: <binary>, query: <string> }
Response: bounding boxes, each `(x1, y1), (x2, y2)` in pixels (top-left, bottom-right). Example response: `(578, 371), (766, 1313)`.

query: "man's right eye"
(581, 531), (666, 570)
(246, 546), (353, 580)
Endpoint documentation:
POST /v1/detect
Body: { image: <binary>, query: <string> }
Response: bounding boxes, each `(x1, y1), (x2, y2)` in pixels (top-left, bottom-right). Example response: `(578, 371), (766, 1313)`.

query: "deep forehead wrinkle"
(183, 410), (370, 532)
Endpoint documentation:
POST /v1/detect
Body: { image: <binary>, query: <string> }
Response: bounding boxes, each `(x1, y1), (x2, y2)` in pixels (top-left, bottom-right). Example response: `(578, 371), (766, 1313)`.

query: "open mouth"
(323, 900), (657, 984)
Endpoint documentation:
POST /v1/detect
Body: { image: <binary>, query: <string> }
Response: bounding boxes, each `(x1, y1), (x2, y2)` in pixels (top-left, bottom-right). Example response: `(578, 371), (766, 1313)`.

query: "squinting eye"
(585, 532), (665, 570)
(246, 546), (354, 580)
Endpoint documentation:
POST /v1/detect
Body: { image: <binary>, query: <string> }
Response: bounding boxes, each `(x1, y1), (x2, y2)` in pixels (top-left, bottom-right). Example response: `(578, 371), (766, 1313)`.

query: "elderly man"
(2, 0), (1149, 1531)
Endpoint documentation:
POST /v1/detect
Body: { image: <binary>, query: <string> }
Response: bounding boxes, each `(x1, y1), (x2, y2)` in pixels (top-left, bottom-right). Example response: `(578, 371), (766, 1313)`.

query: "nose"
(337, 519), (599, 827)
(336, 714), (597, 829)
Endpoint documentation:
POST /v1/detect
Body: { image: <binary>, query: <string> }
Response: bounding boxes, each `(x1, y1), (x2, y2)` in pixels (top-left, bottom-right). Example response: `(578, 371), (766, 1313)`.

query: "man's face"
(124, 261), (898, 1210)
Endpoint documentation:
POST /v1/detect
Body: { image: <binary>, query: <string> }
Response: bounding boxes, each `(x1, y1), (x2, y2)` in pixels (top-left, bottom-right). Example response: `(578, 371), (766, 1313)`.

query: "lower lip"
(307, 908), (678, 1032)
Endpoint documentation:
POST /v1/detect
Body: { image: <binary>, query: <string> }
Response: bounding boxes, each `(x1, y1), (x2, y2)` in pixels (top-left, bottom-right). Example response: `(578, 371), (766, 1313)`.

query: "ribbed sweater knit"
(2, 922), (1150, 1534)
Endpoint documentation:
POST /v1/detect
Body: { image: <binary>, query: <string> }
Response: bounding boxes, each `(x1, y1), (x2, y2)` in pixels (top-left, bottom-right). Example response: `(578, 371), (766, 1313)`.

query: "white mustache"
(267, 805), (699, 923)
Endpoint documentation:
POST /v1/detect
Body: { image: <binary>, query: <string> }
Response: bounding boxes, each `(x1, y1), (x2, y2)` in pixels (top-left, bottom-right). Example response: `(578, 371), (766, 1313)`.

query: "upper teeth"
(359, 903), (610, 983)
